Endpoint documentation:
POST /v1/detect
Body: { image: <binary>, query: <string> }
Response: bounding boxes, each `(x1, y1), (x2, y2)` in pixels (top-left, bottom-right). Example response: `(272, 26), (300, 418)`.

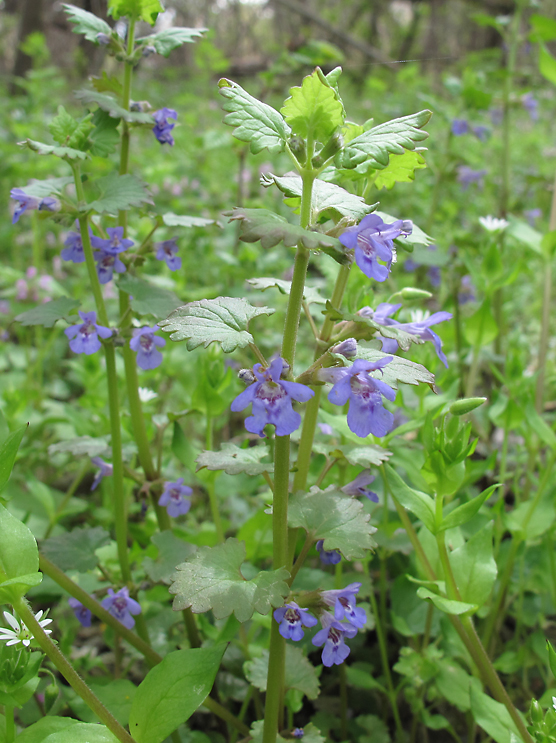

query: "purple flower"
(490, 108), (503, 126)
(273, 602), (318, 641)
(65, 311), (112, 355)
(319, 358), (396, 439)
(68, 598), (92, 628)
(152, 108), (178, 146)
(292, 729), (304, 739)
(524, 208), (542, 226)
(90, 457), (113, 491)
(312, 612), (358, 667)
(316, 539), (341, 565)
(61, 220), (90, 264)
(471, 125), (489, 142)
(231, 357), (314, 438)
(91, 227), (133, 284)
(341, 471), (378, 502)
(96, 32), (111, 45)
(521, 92), (539, 121)
(129, 325), (165, 370)
(456, 166), (487, 191)
(155, 239), (181, 271)
(322, 582), (367, 629)
(101, 587), (141, 630)
(331, 338), (357, 358)
(451, 119), (468, 136)
(339, 214), (412, 283)
(10, 188), (59, 224)
(428, 265), (441, 287)
(158, 478), (192, 518)
(459, 275), (476, 305)
(318, 423), (334, 436)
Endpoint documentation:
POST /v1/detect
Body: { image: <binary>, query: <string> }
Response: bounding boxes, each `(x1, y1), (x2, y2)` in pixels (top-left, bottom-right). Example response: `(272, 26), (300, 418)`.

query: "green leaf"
(281, 69), (344, 143)
(218, 78), (291, 154)
(244, 645), (320, 699)
(384, 465), (436, 533)
(108, 0), (163, 24)
(158, 297), (275, 352)
(375, 211), (434, 247)
(129, 645), (225, 743)
(529, 14), (556, 42)
(143, 531), (196, 585)
(63, 4), (112, 42)
(0, 504), (39, 601)
(89, 109), (120, 157)
(196, 443), (273, 476)
(440, 484), (499, 531)
(374, 150), (427, 190)
(504, 487), (555, 540)
(21, 138), (88, 160)
(354, 344), (437, 390)
(48, 435), (110, 458)
(49, 105), (82, 145)
(138, 27), (206, 56)
(547, 640), (556, 678)
(86, 174), (153, 214)
(506, 216), (542, 255)
(15, 297), (80, 328)
(14, 716), (80, 743)
(41, 527), (110, 572)
(117, 274), (182, 320)
(469, 686), (523, 743)
(88, 680), (136, 727)
(539, 44), (556, 86)
(162, 213), (214, 228)
(356, 714), (391, 743)
(288, 486), (377, 560)
(12, 177), (73, 199)
(0, 425), (27, 494)
(335, 310), (421, 351)
(227, 207), (350, 264)
(464, 300), (498, 347)
(75, 90), (154, 123)
(262, 173), (377, 221)
(416, 587), (478, 615)
(91, 72), (123, 95)
(450, 522), (496, 607)
(42, 723), (119, 743)
(169, 538), (289, 621)
(247, 277), (325, 305)
(331, 444), (392, 468)
(335, 110), (431, 170)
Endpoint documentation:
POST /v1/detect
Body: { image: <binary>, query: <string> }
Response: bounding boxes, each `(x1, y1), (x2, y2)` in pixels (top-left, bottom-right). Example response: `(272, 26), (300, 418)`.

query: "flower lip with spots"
(129, 325), (166, 370)
(339, 214), (412, 283)
(65, 311), (112, 355)
(68, 598), (92, 628)
(273, 601), (318, 641)
(101, 587), (141, 630)
(155, 239), (181, 271)
(312, 611), (358, 667)
(321, 582), (367, 629)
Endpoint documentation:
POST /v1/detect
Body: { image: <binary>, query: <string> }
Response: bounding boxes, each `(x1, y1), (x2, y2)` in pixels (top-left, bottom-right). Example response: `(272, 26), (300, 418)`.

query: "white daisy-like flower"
(138, 387), (158, 403)
(0, 610), (52, 647)
(479, 215), (509, 232)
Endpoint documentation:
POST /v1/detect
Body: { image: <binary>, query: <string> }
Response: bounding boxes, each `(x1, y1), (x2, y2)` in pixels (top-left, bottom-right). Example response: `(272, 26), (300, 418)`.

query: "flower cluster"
(152, 108), (178, 145)
(91, 227), (133, 284)
(312, 583), (366, 666)
(451, 119), (489, 141)
(158, 478), (192, 518)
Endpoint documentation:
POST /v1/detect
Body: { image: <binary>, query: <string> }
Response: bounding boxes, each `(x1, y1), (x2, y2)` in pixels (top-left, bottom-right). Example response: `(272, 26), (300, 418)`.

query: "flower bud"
(312, 131), (344, 167)
(399, 287), (433, 300)
(238, 368), (255, 385)
(331, 338), (357, 358)
(449, 397), (487, 416)
(530, 699), (544, 724)
(96, 32), (111, 45)
(142, 45), (157, 58)
(288, 136), (306, 161)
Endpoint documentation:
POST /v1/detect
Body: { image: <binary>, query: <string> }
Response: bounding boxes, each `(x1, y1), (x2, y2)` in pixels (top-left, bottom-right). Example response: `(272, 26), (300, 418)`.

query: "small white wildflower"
(410, 309), (431, 324)
(552, 695), (556, 711)
(479, 215), (509, 232)
(0, 610), (52, 647)
(138, 387), (158, 403)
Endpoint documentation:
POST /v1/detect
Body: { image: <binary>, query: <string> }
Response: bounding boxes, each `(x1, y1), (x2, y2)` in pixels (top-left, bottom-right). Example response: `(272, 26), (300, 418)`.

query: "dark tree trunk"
(11, 0), (44, 93)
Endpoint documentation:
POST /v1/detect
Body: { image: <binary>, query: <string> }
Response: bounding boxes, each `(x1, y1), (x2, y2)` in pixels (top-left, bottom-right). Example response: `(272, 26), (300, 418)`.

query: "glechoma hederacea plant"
(2, 1), (556, 742)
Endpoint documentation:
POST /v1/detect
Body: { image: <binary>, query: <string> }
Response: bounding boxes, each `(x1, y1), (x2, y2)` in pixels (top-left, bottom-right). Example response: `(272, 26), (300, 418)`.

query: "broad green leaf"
(14, 716), (79, 743)
(335, 309), (421, 351)
(504, 487), (556, 540)
(218, 79), (291, 154)
(469, 686), (523, 743)
(171, 421), (199, 470)
(354, 345), (437, 390)
(539, 44), (556, 86)
(118, 274), (182, 319)
(41, 527), (110, 572)
(435, 660), (483, 711)
(440, 484), (499, 531)
(281, 69), (344, 143)
(244, 645), (320, 699)
(529, 14), (556, 42)
(89, 680), (136, 727)
(262, 173), (377, 221)
(227, 207), (350, 264)
(450, 522), (496, 607)
(158, 297), (275, 352)
(464, 300), (498, 347)
(335, 110), (431, 170)
(250, 721), (324, 743)
(0, 504), (39, 600)
(247, 277), (325, 305)
(108, 0), (163, 24)
(196, 443), (273, 476)
(42, 723), (119, 743)
(0, 425), (27, 492)
(138, 27), (206, 56)
(288, 486), (377, 560)
(374, 150), (427, 190)
(87, 174), (153, 214)
(63, 4), (113, 42)
(356, 714), (391, 743)
(416, 587), (478, 615)
(506, 216), (542, 254)
(524, 403), (556, 449)
(547, 640), (556, 678)
(89, 109), (120, 157)
(75, 90), (154, 123)
(384, 465), (436, 532)
(169, 538), (289, 621)
(91, 71), (123, 95)
(129, 646), (225, 743)
(49, 106), (89, 146)
(375, 211), (434, 247)
(12, 177), (73, 199)
(15, 297), (80, 328)
(21, 138), (88, 160)
(48, 435), (110, 458)
(331, 444), (391, 468)
(162, 213), (214, 228)
(345, 665), (387, 693)
(143, 531), (196, 585)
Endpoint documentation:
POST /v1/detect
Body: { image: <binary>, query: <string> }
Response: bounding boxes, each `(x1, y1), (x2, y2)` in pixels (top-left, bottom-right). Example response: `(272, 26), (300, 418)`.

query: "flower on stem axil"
(316, 539), (341, 565)
(312, 611), (358, 667)
(129, 325), (166, 370)
(158, 478), (192, 518)
(101, 587), (141, 630)
(231, 357), (314, 437)
(152, 108), (178, 145)
(341, 470), (378, 502)
(0, 610), (52, 647)
(155, 239), (181, 271)
(273, 602), (318, 641)
(68, 598), (92, 628)
(90, 227), (133, 284)
(65, 311), (112, 355)
(339, 214), (412, 283)
(61, 221), (91, 264)
(321, 582), (367, 629)
(10, 188), (59, 224)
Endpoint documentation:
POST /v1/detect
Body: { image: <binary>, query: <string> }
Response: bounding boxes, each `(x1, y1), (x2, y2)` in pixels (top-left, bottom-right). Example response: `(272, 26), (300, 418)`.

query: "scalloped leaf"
(353, 344), (436, 390)
(196, 443), (273, 476)
(75, 90), (154, 123)
(288, 486), (377, 560)
(281, 68), (344, 143)
(41, 527), (110, 572)
(262, 173), (377, 221)
(227, 208), (350, 264)
(89, 109), (120, 157)
(108, 0), (163, 24)
(138, 27), (206, 56)
(62, 4), (112, 43)
(244, 645), (320, 699)
(86, 174), (153, 214)
(338, 310), (421, 352)
(12, 177), (73, 199)
(374, 150), (427, 190)
(158, 297), (275, 352)
(143, 531), (196, 585)
(118, 274), (182, 319)
(21, 139), (88, 160)
(169, 538), (289, 621)
(247, 277), (325, 305)
(15, 298), (80, 328)
(335, 110), (431, 170)
(331, 444), (392, 467)
(218, 78), (291, 154)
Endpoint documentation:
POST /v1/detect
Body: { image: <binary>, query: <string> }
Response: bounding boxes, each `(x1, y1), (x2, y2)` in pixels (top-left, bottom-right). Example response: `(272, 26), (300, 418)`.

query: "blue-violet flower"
(90, 456), (113, 491)
(10, 188), (58, 224)
(322, 582), (367, 629)
(65, 311), (112, 355)
(339, 214), (412, 283)
(155, 239), (181, 271)
(341, 470), (378, 502)
(456, 166), (487, 191)
(316, 540), (341, 565)
(101, 587), (141, 630)
(68, 598), (92, 628)
(451, 119), (468, 136)
(158, 478), (192, 518)
(312, 612), (358, 667)
(152, 108), (178, 145)
(129, 325), (166, 370)
(91, 227), (133, 284)
(273, 601), (318, 641)
(61, 221), (89, 264)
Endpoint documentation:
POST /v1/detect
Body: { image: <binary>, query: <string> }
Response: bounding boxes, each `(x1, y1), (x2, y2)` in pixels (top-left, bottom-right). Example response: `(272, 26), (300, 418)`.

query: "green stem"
(465, 346), (481, 398)
(5, 705), (15, 743)
(15, 598), (137, 743)
(288, 532), (313, 586)
(262, 621), (286, 742)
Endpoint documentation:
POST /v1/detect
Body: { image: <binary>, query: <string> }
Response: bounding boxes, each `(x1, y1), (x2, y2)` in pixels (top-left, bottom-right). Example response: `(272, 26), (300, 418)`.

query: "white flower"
(0, 610), (52, 647)
(552, 695), (556, 711)
(138, 387), (158, 403)
(479, 215), (509, 233)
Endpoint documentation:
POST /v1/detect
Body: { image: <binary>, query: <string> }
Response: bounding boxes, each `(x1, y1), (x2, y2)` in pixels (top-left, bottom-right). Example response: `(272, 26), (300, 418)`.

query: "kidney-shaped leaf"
(354, 345), (436, 390)
(196, 443), (274, 476)
(15, 298), (80, 328)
